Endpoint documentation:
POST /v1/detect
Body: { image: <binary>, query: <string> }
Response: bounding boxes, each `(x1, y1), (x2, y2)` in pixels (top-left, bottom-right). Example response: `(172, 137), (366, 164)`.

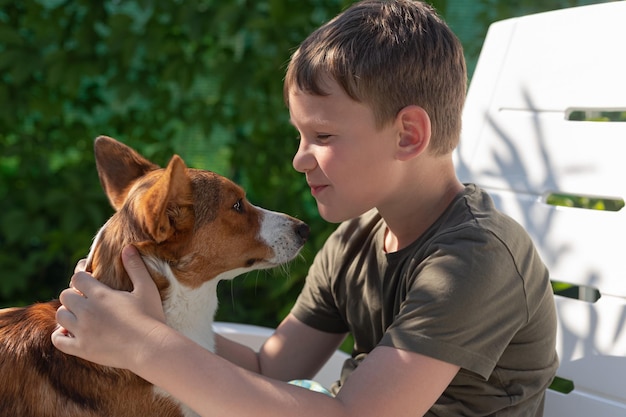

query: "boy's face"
(289, 79), (401, 223)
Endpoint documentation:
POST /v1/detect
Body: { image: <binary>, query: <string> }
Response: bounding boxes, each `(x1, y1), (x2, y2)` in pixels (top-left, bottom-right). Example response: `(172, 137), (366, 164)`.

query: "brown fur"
(0, 136), (308, 417)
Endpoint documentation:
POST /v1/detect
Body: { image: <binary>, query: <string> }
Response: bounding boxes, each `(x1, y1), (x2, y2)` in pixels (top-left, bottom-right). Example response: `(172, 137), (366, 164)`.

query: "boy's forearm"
(214, 333), (261, 373)
(133, 323), (346, 417)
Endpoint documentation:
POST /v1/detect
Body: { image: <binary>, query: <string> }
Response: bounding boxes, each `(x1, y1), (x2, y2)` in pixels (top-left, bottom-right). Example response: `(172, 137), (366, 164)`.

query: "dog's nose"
(295, 223), (310, 242)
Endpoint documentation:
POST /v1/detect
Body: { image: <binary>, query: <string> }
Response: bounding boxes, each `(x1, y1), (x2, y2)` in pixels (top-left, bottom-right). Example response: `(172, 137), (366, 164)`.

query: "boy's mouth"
(309, 184), (328, 197)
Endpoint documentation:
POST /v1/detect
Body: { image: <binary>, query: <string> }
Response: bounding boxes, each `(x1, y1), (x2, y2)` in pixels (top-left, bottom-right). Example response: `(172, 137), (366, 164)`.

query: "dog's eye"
(233, 199), (245, 213)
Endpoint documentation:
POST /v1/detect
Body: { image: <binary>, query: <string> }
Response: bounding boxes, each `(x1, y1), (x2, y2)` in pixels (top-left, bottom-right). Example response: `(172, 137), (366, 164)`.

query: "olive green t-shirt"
(291, 184), (558, 416)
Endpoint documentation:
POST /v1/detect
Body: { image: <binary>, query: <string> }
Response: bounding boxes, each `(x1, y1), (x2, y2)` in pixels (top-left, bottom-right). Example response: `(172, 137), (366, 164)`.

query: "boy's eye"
(295, 133), (333, 144)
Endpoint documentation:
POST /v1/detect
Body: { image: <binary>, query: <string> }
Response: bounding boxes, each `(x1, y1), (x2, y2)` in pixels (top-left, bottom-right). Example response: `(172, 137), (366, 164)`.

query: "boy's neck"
(381, 158), (463, 253)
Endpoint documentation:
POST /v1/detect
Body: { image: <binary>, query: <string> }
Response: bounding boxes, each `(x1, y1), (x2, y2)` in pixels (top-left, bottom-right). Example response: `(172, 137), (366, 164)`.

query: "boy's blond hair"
(284, 0), (467, 155)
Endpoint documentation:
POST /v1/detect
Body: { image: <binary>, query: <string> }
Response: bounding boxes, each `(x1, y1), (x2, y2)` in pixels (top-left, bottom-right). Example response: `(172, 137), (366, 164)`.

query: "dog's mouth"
(244, 258), (264, 267)
(244, 257), (292, 269)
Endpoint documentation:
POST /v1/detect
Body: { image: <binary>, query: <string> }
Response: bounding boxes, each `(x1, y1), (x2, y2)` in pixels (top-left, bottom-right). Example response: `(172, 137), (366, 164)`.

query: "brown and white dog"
(0, 136), (309, 417)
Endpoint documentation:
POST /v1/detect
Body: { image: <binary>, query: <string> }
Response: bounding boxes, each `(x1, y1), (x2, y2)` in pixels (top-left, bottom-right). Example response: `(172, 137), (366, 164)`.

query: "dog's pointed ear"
(94, 136), (159, 210)
(140, 154), (193, 243)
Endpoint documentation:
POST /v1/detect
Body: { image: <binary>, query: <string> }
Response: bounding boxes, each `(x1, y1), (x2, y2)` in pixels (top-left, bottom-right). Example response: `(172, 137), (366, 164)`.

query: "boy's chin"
(317, 204), (368, 224)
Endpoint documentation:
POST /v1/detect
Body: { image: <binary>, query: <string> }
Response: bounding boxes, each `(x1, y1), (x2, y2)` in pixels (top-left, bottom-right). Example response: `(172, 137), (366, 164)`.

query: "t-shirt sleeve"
(380, 227), (530, 379)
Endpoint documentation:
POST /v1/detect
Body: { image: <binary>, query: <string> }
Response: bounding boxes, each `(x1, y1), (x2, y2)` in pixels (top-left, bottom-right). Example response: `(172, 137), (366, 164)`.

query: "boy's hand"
(52, 245), (166, 371)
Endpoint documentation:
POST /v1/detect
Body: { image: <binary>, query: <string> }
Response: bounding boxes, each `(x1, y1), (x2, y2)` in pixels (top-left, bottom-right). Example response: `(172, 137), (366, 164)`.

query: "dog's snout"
(295, 222), (310, 243)
(258, 209), (309, 264)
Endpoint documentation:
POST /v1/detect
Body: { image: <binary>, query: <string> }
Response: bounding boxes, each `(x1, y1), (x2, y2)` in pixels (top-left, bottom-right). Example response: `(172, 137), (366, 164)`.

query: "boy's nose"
(292, 140), (317, 173)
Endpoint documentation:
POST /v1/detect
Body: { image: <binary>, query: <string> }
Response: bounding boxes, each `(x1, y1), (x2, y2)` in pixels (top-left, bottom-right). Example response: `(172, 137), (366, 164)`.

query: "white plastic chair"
(455, 2), (626, 416)
(213, 321), (349, 388)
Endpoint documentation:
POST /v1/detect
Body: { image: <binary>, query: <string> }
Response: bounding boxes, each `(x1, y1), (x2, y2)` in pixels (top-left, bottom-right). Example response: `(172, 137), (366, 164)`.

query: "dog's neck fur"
(85, 217), (220, 353)
(142, 255), (220, 351)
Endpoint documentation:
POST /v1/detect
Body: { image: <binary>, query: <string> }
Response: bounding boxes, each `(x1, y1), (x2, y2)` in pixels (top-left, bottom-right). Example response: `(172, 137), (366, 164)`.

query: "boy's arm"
(214, 334), (261, 373)
(214, 314), (346, 380)
(135, 321), (459, 417)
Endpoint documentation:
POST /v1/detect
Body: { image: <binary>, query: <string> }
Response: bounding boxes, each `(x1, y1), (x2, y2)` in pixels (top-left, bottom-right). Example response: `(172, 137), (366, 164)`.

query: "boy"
(53, 1), (558, 416)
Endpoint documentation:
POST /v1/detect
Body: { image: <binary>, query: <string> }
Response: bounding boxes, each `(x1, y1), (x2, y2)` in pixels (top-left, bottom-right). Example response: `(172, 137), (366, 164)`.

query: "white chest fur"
(142, 256), (221, 417)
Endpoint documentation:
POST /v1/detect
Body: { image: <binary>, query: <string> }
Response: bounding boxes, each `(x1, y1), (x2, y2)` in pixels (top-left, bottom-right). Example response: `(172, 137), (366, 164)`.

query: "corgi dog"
(0, 136), (309, 417)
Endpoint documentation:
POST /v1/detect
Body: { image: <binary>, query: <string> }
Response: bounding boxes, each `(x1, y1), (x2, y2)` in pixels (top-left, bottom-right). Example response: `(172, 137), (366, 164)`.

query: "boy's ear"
(394, 105), (431, 161)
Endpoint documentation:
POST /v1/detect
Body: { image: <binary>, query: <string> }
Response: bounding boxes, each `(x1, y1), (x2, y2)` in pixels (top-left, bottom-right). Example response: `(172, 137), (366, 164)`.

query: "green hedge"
(0, 0), (353, 327)
(0, 0), (609, 327)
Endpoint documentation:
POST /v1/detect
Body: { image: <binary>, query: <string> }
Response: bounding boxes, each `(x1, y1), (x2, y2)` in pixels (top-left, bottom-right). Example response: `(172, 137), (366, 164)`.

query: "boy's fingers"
(54, 304), (77, 331)
(121, 245), (166, 323)
(69, 271), (105, 299)
(51, 325), (74, 352)
(121, 245), (158, 296)
(74, 259), (87, 273)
